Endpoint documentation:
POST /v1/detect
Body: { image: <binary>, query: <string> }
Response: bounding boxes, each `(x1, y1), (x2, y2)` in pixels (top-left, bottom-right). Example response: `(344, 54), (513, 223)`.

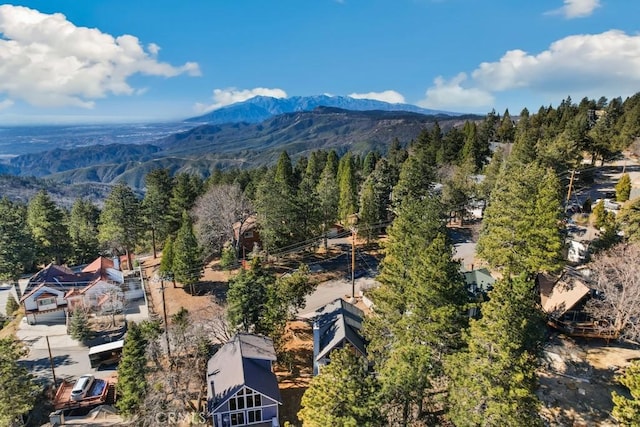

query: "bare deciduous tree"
(585, 243), (640, 341)
(192, 183), (253, 258)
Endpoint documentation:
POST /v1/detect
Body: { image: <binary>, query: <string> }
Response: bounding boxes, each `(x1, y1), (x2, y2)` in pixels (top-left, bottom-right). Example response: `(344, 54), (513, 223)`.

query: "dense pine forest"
(2, 93), (640, 425)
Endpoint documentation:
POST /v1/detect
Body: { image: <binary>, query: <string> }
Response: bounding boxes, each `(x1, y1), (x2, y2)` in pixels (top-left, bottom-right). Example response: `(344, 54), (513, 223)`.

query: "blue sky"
(0, 0), (639, 124)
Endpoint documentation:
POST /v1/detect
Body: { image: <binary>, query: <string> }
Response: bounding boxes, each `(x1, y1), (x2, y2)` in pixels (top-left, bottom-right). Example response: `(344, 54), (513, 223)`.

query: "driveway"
(17, 299), (148, 385)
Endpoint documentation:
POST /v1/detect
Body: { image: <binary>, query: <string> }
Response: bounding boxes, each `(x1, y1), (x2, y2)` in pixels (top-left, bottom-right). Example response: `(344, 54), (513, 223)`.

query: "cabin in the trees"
(233, 215), (261, 256)
(538, 267), (618, 339)
(311, 298), (367, 375)
(207, 334), (281, 427)
(463, 267), (496, 318)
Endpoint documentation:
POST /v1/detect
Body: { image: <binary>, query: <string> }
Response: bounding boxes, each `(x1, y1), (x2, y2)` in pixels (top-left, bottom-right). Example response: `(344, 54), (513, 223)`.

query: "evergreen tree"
(27, 190), (70, 265)
(364, 197), (468, 424)
(337, 152), (359, 224)
(0, 338), (40, 426)
(142, 168), (174, 258)
(479, 147), (505, 201)
(0, 198), (35, 285)
(511, 108), (538, 164)
(358, 176), (379, 242)
(226, 260), (273, 333)
(593, 199), (608, 229)
(5, 294), (18, 317)
(446, 276), (544, 427)
(496, 108), (515, 143)
(461, 121), (488, 171)
(274, 151), (295, 190)
(317, 157), (339, 248)
(616, 173), (632, 202)
(69, 309), (92, 342)
(618, 197), (640, 243)
(612, 360), (640, 426)
(255, 168), (300, 251)
(296, 163), (323, 240)
(159, 237), (175, 286)
(362, 151), (380, 177)
(442, 158), (476, 224)
(98, 183), (141, 270)
(68, 198), (100, 265)
(441, 127), (466, 164)
(172, 212), (202, 295)
(392, 142), (436, 207)
(477, 161), (563, 276)
(298, 348), (382, 427)
(168, 173), (202, 234)
(116, 322), (148, 417)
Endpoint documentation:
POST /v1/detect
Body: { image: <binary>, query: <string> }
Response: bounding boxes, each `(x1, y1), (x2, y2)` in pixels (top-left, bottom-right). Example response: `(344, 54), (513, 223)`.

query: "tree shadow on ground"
(20, 354), (75, 380)
(191, 281), (228, 302)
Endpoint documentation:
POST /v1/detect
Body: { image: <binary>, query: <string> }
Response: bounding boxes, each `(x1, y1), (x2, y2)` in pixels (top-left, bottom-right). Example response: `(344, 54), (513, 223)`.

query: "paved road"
(299, 276), (379, 318)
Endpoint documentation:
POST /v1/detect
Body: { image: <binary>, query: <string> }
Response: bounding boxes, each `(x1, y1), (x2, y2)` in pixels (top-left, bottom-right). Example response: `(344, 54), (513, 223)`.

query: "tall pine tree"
(364, 196), (468, 424)
(98, 183), (141, 270)
(68, 198), (100, 265)
(116, 322), (148, 417)
(172, 212), (202, 295)
(446, 276), (544, 427)
(27, 190), (70, 265)
(298, 348), (382, 427)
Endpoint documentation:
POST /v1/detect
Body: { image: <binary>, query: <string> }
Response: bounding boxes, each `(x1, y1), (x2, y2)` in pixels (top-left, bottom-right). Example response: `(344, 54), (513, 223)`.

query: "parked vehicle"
(70, 374), (95, 401)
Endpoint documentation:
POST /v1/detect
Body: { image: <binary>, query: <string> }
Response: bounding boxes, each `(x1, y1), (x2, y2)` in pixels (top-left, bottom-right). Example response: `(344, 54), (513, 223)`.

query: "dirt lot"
(538, 333), (640, 426)
(141, 257), (232, 321)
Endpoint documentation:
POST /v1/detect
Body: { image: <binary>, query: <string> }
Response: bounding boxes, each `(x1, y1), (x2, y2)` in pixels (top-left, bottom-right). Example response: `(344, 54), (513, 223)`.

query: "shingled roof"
(207, 334), (281, 412)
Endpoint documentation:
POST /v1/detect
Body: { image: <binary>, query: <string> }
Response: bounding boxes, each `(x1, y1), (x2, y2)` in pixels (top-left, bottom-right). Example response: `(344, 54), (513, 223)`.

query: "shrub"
(220, 246), (237, 270)
(5, 294), (18, 317)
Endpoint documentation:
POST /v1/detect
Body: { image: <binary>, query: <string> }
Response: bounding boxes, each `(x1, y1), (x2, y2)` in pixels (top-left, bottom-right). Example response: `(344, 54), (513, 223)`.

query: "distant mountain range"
(1, 105), (479, 198)
(187, 95), (460, 124)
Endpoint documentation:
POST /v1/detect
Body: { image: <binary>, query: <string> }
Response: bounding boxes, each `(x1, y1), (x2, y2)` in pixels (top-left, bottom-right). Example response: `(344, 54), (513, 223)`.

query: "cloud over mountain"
(349, 90), (405, 104)
(194, 87), (288, 113)
(0, 5), (200, 109)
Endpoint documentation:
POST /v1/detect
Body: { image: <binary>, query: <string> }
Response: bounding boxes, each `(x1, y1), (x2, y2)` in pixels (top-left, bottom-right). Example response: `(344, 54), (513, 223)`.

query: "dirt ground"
(538, 333), (640, 426)
(275, 320), (314, 427)
(140, 257), (233, 321)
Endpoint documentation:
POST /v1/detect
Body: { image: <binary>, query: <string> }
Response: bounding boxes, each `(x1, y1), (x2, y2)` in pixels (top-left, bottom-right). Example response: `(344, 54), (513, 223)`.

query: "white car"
(70, 374), (95, 402)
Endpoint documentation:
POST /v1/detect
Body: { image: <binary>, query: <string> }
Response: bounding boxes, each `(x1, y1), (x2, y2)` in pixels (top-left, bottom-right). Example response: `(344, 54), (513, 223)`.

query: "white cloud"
(348, 90), (406, 104)
(420, 30), (640, 110)
(0, 98), (13, 110)
(546, 0), (601, 19)
(0, 5), (200, 108)
(418, 73), (494, 109)
(194, 87), (288, 113)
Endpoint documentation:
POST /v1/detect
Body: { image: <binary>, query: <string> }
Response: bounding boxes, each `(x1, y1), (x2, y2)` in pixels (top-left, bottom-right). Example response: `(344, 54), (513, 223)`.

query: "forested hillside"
(2, 93), (640, 425)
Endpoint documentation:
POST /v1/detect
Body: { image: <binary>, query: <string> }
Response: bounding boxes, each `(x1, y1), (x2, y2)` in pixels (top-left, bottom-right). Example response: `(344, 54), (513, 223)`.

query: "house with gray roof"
(312, 298), (367, 375)
(206, 334), (281, 427)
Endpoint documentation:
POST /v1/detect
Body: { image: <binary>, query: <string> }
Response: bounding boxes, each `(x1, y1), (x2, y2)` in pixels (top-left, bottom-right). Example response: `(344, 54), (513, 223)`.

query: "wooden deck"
(53, 376), (116, 410)
(547, 318), (620, 340)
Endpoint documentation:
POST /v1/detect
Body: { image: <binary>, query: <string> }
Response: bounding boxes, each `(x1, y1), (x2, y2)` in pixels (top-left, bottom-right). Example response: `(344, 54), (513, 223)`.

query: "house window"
(230, 411), (245, 426)
(38, 297), (55, 306)
(229, 388), (263, 412)
(248, 409), (262, 423)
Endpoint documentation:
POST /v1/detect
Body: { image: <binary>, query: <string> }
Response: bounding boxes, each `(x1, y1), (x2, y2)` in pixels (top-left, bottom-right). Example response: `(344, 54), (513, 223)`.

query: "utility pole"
(45, 335), (57, 385)
(350, 227), (357, 300)
(566, 169), (576, 205)
(159, 279), (171, 358)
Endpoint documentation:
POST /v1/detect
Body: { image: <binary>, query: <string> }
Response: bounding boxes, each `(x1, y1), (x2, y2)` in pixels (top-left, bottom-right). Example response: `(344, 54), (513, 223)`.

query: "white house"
(20, 284), (67, 324)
